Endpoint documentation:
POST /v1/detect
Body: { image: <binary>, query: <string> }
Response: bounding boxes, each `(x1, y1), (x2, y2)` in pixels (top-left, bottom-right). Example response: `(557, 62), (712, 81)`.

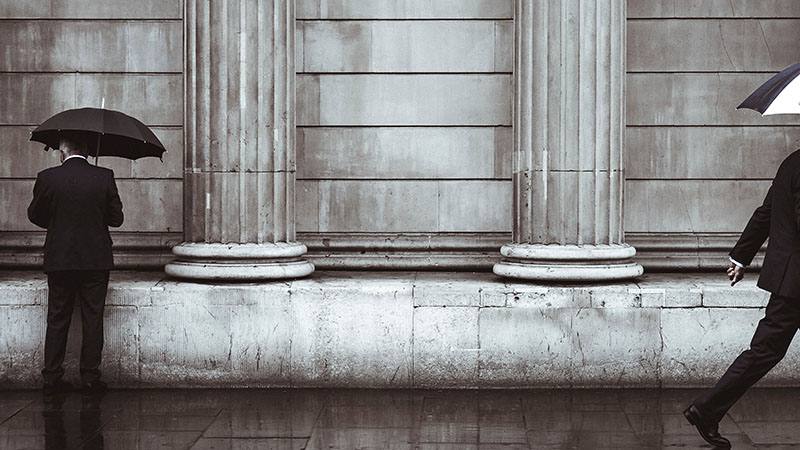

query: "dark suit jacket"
(27, 157), (124, 273)
(731, 149), (800, 297)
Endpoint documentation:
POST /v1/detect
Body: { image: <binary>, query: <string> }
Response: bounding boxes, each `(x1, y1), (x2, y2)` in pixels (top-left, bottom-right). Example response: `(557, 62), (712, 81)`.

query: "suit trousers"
(42, 270), (109, 384)
(694, 293), (800, 422)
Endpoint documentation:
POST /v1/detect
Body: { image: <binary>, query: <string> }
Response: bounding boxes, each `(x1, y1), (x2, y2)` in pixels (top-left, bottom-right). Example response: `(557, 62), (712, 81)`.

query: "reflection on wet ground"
(1, 388), (798, 449)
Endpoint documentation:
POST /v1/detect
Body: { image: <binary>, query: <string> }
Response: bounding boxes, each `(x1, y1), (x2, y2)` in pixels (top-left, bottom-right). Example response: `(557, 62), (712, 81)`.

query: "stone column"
(165, 0), (314, 280)
(493, 0), (642, 281)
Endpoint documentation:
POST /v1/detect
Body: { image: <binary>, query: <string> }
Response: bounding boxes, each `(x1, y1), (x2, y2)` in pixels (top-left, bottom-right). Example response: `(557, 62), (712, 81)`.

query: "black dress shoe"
(81, 380), (108, 394)
(43, 379), (73, 396)
(684, 404), (731, 448)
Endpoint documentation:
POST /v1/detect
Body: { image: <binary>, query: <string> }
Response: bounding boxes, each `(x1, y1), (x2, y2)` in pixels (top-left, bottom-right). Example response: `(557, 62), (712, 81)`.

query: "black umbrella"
(738, 62), (800, 116)
(30, 107), (166, 160)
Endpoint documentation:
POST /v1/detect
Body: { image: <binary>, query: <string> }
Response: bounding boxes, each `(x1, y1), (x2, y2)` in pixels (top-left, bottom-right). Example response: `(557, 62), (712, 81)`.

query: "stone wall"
(2, 0), (800, 269)
(294, 1), (514, 241)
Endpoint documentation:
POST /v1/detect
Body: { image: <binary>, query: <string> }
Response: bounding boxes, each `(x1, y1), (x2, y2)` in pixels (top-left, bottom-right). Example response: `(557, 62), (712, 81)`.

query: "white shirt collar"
(64, 155), (88, 162)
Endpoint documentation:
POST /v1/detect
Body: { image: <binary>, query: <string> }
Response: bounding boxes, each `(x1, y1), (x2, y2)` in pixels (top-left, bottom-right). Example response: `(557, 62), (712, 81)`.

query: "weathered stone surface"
(75, 75), (182, 126)
(0, 21), (181, 72)
(413, 273), (487, 307)
(625, 179), (770, 233)
(500, 284), (592, 309)
(0, 305), (45, 387)
(0, 74), (76, 125)
(626, 126), (800, 179)
(661, 308), (758, 386)
(139, 304), (234, 386)
(297, 0), (513, 19)
(116, 180), (182, 233)
(228, 305), (293, 386)
(571, 308), (661, 387)
(289, 275), (414, 387)
(0, 0), (180, 18)
(296, 180), (320, 233)
(478, 308), (573, 387)
(627, 73), (800, 126)
(628, 0), (800, 18)
(298, 127), (497, 179)
(628, 19), (800, 72)
(298, 74), (512, 126)
(4, 272), (800, 388)
(100, 305), (140, 385)
(369, 21), (499, 73)
(634, 273), (705, 308)
(438, 181), (511, 232)
(413, 306), (479, 387)
(0, 272), (47, 305)
(316, 180), (439, 232)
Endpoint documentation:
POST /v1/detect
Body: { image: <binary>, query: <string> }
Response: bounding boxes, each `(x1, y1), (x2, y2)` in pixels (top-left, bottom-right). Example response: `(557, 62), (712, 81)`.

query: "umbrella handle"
(94, 133), (100, 166)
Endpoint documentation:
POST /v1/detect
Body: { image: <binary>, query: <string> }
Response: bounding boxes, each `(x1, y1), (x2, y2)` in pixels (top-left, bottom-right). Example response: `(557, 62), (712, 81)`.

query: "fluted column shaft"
(494, 0), (642, 281)
(166, 0), (314, 280)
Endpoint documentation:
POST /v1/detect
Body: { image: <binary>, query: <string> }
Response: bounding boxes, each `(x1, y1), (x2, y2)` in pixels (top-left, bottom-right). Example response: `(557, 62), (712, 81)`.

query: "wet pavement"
(0, 388), (798, 449)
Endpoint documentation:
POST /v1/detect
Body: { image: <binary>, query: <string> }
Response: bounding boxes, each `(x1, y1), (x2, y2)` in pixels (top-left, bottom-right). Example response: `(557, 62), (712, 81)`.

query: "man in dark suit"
(28, 132), (124, 395)
(684, 149), (800, 448)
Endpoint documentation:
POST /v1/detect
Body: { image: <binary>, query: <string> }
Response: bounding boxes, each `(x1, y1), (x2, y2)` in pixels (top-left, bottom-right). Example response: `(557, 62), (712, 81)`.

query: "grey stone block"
(75, 74), (183, 126)
(0, 21), (180, 72)
(627, 73), (800, 126)
(298, 127), (497, 179)
(0, 272), (46, 305)
(101, 306), (139, 385)
(228, 305), (293, 387)
(413, 273), (484, 307)
(297, 0), (513, 19)
(438, 181), (511, 232)
(0, 305), (45, 387)
(413, 306), (479, 388)
(628, 0), (800, 18)
(139, 304), (234, 386)
(624, 179), (770, 233)
(502, 285), (592, 309)
(571, 308), (661, 387)
(626, 126), (800, 180)
(50, 0), (181, 18)
(660, 308), (760, 386)
(115, 180), (182, 233)
(0, 74), (76, 125)
(289, 277), (414, 387)
(478, 308), (572, 387)
(299, 74), (512, 126)
(316, 180), (439, 232)
(628, 19), (800, 72)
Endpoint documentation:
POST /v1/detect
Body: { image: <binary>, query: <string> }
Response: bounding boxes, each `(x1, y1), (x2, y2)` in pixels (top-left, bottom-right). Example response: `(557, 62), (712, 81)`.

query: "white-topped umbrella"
(738, 62), (800, 116)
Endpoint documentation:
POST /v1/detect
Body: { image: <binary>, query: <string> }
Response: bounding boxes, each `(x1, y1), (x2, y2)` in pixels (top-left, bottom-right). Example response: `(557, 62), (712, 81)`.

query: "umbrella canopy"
(30, 107), (166, 160)
(738, 62), (800, 116)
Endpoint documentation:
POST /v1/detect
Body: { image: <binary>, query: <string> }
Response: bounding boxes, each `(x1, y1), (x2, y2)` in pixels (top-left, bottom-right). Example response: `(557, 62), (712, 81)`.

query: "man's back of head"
(58, 131), (90, 158)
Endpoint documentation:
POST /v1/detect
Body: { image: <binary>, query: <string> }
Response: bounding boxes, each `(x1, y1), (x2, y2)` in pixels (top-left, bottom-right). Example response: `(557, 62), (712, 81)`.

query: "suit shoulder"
(36, 166), (60, 179)
(778, 149), (800, 171)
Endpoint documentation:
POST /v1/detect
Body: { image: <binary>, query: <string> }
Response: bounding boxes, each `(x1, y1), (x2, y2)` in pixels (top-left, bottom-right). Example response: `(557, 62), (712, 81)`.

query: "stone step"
(1, 271), (794, 389)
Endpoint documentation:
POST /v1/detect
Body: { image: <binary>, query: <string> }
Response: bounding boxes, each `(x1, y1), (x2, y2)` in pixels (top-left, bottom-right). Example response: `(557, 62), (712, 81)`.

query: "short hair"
(58, 131), (90, 156)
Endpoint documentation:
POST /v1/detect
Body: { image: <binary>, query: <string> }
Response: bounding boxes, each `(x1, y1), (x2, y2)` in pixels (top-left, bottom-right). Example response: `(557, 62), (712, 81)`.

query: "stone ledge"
(0, 270), (792, 389)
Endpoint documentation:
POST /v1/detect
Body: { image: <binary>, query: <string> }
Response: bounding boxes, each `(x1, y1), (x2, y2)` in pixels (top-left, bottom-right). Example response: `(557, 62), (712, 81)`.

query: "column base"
(493, 244), (643, 282)
(165, 242), (315, 280)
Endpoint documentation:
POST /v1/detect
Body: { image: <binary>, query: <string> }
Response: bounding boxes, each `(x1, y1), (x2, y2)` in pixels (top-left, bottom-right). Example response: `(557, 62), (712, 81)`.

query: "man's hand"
(727, 262), (744, 286)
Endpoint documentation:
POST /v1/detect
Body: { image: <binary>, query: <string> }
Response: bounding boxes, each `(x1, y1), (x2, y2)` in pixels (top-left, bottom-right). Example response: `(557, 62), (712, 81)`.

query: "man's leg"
(694, 293), (800, 422)
(43, 272), (77, 384)
(77, 270), (109, 385)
